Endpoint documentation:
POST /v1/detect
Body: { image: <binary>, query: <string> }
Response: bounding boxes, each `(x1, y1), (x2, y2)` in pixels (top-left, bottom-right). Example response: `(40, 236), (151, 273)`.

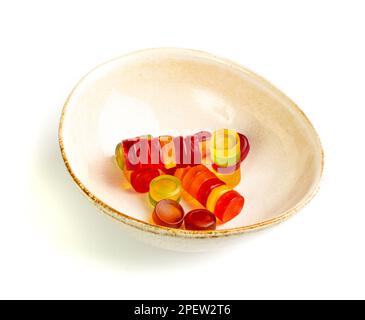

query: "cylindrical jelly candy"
(206, 185), (231, 212)
(211, 129), (241, 167)
(181, 165), (245, 222)
(238, 133), (250, 162)
(115, 143), (125, 170)
(194, 130), (212, 142)
(152, 199), (184, 228)
(173, 136), (201, 168)
(130, 167), (160, 193)
(182, 165), (206, 189)
(212, 132), (250, 175)
(213, 151), (240, 167)
(118, 131), (247, 172)
(116, 140), (160, 191)
(196, 178), (225, 207)
(210, 130), (249, 188)
(184, 209), (216, 231)
(214, 190), (245, 222)
(149, 175), (182, 206)
(212, 162), (240, 174)
(188, 169), (217, 198)
(185, 135), (202, 166)
(122, 136), (145, 170)
(159, 135), (176, 169)
(194, 131), (212, 163)
(148, 136), (164, 169)
(215, 167), (241, 188)
(211, 132), (250, 172)
(115, 142), (133, 183)
(173, 136), (189, 168)
(122, 135), (164, 171)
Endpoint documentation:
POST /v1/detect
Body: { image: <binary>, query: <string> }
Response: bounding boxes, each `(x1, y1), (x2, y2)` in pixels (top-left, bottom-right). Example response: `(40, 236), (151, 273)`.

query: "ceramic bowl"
(59, 48), (323, 251)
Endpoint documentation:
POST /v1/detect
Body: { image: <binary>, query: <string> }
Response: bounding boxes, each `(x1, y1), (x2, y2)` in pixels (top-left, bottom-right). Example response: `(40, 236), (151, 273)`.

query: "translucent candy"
(115, 140), (160, 192)
(184, 209), (216, 230)
(206, 185), (231, 213)
(123, 167), (132, 183)
(149, 175), (182, 206)
(159, 135), (175, 169)
(211, 162), (240, 174)
(181, 165), (245, 223)
(182, 165), (206, 189)
(214, 190), (245, 222)
(173, 136), (201, 168)
(188, 169), (217, 198)
(238, 133), (250, 162)
(122, 137), (144, 170)
(215, 168), (241, 188)
(121, 135), (163, 171)
(115, 131), (247, 224)
(196, 178), (225, 207)
(152, 199), (184, 228)
(209, 130), (250, 187)
(115, 143), (125, 170)
(211, 132), (249, 173)
(210, 129), (241, 167)
(130, 168), (160, 193)
(118, 131), (249, 173)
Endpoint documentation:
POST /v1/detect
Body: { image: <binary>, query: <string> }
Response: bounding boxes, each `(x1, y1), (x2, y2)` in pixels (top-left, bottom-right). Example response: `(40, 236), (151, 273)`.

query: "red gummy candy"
(238, 133), (250, 162)
(130, 167), (160, 193)
(196, 178), (225, 207)
(214, 190), (244, 222)
(184, 209), (216, 230)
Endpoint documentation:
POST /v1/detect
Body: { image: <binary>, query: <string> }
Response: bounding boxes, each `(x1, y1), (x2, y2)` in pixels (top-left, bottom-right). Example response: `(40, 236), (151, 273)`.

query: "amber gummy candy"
(152, 199), (185, 228)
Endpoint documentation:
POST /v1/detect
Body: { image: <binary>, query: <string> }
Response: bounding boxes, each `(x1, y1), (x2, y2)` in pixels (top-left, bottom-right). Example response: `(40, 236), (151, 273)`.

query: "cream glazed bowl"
(59, 48), (323, 252)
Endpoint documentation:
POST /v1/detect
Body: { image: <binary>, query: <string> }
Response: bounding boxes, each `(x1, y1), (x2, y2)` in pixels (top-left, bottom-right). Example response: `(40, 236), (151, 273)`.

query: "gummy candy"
(182, 165), (245, 222)
(152, 199), (184, 228)
(115, 130), (247, 224)
(214, 190), (244, 222)
(130, 167), (160, 193)
(188, 167), (217, 198)
(115, 143), (125, 170)
(149, 175), (182, 206)
(206, 185), (232, 213)
(215, 168), (241, 188)
(211, 129), (241, 167)
(184, 209), (216, 230)
(196, 178), (225, 207)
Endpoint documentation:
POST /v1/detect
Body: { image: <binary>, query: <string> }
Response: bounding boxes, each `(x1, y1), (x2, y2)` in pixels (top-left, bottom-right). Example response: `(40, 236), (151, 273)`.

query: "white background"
(1, 0), (364, 300)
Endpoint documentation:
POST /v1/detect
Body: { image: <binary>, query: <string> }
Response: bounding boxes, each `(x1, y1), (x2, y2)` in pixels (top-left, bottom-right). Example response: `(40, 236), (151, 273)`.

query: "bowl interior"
(60, 49), (322, 231)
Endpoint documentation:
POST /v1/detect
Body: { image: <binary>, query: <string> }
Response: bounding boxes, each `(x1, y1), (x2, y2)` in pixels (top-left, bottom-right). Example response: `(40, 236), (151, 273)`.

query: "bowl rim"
(58, 47), (324, 239)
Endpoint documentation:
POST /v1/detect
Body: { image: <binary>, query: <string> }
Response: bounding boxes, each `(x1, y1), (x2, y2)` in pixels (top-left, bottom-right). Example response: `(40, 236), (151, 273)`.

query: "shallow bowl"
(59, 48), (323, 251)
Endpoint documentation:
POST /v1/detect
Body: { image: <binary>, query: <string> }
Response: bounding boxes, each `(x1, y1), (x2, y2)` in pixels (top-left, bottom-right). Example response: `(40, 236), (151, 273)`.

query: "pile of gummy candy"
(115, 129), (250, 231)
